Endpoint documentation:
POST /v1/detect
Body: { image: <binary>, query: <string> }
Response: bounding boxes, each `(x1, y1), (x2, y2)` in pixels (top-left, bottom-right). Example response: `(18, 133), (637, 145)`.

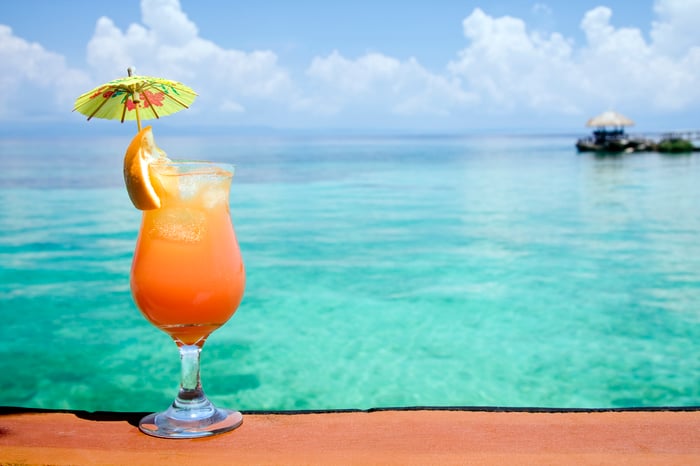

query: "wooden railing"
(660, 130), (700, 140)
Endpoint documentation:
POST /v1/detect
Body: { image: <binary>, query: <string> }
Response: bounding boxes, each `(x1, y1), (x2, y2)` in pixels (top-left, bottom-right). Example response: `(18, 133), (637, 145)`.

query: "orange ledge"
(1, 407), (700, 465)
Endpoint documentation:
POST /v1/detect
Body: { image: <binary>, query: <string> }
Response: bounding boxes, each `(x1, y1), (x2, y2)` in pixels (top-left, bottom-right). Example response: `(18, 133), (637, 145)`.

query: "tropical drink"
(75, 71), (245, 438)
(130, 162), (245, 346)
(121, 126), (245, 438)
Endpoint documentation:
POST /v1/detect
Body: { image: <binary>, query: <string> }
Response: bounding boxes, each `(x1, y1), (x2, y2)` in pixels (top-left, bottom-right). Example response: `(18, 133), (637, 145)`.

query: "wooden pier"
(660, 130), (700, 141)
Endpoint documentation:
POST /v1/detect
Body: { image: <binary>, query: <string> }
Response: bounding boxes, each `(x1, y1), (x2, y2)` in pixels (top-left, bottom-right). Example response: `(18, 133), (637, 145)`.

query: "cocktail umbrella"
(73, 67), (197, 131)
(585, 110), (634, 128)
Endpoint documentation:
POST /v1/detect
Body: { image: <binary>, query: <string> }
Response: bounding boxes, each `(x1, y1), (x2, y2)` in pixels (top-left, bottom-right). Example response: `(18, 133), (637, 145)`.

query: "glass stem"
(174, 344), (208, 409)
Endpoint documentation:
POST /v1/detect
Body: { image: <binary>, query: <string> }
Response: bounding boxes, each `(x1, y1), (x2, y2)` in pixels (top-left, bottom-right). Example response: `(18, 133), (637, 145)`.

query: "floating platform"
(576, 130), (699, 154)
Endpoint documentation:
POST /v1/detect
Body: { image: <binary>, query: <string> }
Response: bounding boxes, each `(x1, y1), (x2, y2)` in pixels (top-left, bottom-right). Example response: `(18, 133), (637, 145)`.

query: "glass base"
(139, 404), (243, 439)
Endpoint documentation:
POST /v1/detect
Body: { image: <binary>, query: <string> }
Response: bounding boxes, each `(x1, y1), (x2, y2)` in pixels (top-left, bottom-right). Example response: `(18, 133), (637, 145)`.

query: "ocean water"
(2, 133), (700, 413)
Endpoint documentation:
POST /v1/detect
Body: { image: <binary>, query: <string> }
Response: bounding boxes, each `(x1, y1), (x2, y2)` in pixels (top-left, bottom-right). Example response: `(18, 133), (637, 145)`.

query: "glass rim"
(150, 160), (235, 177)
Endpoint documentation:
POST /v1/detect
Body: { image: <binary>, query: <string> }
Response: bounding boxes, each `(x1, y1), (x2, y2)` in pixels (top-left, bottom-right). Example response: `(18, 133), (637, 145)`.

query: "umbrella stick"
(135, 103), (142, 131)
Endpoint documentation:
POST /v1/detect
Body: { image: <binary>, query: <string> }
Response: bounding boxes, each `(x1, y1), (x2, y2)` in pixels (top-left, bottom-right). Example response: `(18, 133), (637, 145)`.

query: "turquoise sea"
(2, 133), (700, 413)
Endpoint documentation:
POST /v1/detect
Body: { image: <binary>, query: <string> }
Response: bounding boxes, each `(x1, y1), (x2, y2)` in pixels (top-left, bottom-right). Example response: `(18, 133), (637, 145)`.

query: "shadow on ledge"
(3, 404), (700, 427)
(0, 406), (147, 427)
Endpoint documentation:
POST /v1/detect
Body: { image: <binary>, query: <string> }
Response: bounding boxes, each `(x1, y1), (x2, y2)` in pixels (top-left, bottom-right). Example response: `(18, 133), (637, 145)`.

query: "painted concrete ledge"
(1, 406), (700, 465)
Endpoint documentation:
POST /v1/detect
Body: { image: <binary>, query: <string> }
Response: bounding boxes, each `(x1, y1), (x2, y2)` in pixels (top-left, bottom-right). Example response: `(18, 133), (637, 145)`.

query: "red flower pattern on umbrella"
(141, 89), (165, 109)
(125, 97), (138, 111)
(122, 90), (165, 112)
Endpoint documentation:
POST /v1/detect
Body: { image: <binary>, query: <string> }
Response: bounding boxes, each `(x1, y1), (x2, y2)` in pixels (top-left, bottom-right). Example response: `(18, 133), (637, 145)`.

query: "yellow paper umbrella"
(73, 68), (197, 131)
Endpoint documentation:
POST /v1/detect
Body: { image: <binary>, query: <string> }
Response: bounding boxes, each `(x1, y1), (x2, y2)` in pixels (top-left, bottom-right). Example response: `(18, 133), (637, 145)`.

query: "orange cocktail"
(130, 162), (245, 346)
(122, 130), (247, 438)
(73, 64), (247, 439)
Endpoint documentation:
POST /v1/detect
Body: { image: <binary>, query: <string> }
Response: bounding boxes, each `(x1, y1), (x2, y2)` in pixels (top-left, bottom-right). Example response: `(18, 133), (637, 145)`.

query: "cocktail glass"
(130, 161), (245, 439)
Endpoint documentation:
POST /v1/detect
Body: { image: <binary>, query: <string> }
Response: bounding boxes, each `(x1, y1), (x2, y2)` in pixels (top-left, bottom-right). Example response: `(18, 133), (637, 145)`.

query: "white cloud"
(85, 0), (297, 123)
(141, 0), (198, 45)
(1, 0), (699, 128)
(305, 50), (474, 119)
(308, 51), (400, 95)
(448, 8), (579, 114)
(651, 0), (700, 58)
(576, 3), (700, 111)
(0, 25), (91, 119)
(447, 2), (700, 119)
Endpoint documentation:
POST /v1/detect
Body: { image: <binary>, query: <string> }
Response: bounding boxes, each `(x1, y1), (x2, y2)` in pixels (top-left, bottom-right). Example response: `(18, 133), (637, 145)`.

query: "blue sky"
(1, 0), (699, 134)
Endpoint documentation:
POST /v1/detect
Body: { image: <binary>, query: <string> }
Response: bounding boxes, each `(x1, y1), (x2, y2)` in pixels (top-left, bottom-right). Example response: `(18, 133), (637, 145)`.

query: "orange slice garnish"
(123, 126), (168, 210)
